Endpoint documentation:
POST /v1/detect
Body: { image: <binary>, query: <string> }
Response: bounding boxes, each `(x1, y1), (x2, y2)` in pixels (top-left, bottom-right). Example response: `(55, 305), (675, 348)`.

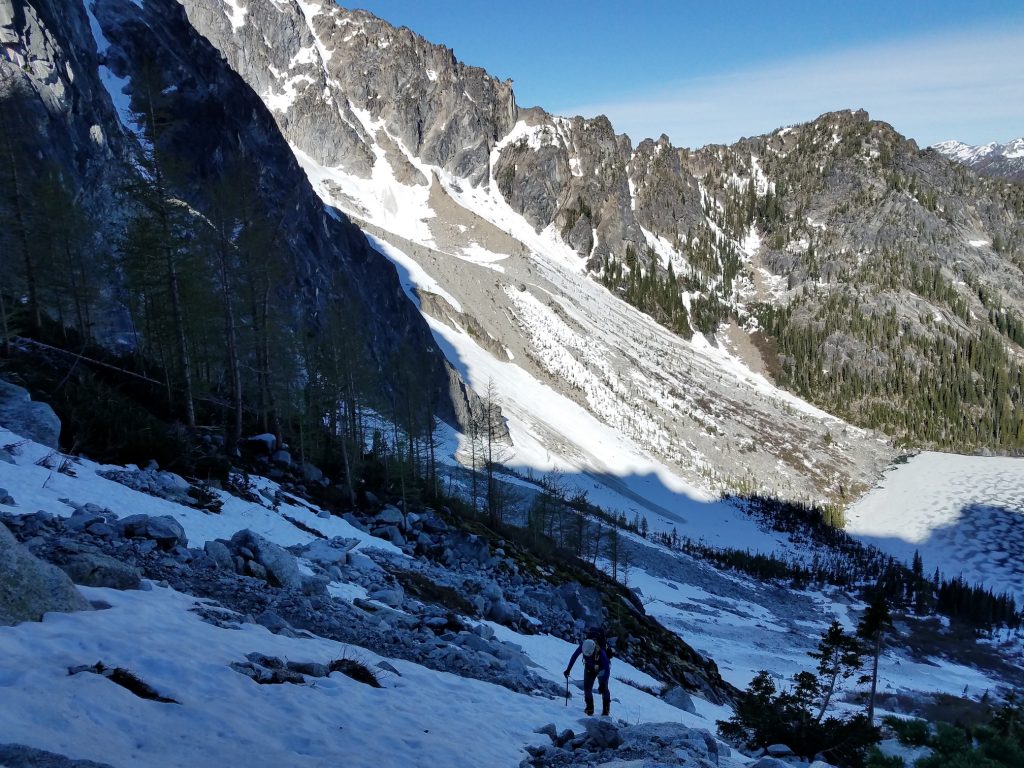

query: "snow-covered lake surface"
(847, 451), (1024, 604)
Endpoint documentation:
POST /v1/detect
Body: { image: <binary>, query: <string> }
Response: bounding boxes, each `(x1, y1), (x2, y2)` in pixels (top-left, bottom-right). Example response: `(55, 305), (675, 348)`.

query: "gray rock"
(230, 529), (302, 589)
(204, 540), (235, 571)
(145, 516), (188, 549)
(750, 758), (792, 768)
(419, 514), (448, 534)
(301, 463), (324, 484)
(0, 521), (91, 625)
(766, 744), (795, 757)
(0, 743), (116, 767)
(64, 512), (105, 531)
(0, 488), (14, 506)
(286, 660), (329, 678)
(663, 685), (697, 713)
(0, 379), (61, 448)
(341, 513), (367, 531)
(301, 537), (358, 565)
(118, 515), (187, 549)
(373, 525), (405, 547)
(534, 723), (558, 740)
(271, 449), (291, 466)
(484, 597), (519, 625)
(347, 551), (378, 571)
(368, 587), (404, 608)
(582, 718), (622, 749)
(377, 506), (404, 525)
(554, 729), (575, 748)
(246, 561), (268, 581)
(85, 522), (116, 539)
(255, 610), (291, 632)
(60, 553), (142, 590)
(246, 652), (284, 669)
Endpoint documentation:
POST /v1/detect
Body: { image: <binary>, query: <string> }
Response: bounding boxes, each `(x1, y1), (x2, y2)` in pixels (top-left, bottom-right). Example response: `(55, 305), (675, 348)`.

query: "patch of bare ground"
(723, 322), (770, 378)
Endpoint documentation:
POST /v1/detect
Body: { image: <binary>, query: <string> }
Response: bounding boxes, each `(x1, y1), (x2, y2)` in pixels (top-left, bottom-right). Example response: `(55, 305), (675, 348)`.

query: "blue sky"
(346, 1), (1024, 149)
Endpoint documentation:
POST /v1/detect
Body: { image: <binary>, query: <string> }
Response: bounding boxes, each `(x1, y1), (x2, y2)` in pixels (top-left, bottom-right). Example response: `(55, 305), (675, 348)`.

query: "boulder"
(583, 718), (622, 749)
(301, 537), (359, 565)
(60, 553), (142, 590)
(368, 587), (404, 608)
(118, 515), (187, 549)
(377, 506), (405, 525)
(203, 540), (235, 571)
(766, 744), (795, 758)
(230, 529), (302, 589)
(750, 758), (792, 768)
(0, 521), (91, 625)
(0, 379), (61, 448)
(663, 685), (697, 713)
(145, 516), (188, 549)
(301, 463), (324, 484)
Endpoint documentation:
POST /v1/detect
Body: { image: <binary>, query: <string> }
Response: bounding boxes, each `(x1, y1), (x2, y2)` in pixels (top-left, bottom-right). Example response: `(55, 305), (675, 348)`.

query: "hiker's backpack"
(585, 626), (613, 659)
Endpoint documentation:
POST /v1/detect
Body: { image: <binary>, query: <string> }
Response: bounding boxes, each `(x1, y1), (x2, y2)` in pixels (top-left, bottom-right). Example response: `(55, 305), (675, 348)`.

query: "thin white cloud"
(556, 25), (1024, 149)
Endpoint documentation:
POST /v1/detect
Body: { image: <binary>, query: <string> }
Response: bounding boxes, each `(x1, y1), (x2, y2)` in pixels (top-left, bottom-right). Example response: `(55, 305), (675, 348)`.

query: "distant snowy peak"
(933, 137), (1024, 182)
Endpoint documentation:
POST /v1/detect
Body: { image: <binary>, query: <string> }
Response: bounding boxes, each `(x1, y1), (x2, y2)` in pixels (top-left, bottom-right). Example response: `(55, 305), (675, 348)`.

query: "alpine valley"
(1, 2), (1023, 767)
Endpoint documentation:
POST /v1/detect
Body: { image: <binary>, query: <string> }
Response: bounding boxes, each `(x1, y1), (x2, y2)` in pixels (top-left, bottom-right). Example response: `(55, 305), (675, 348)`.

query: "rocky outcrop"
(0, 520), (91, 625)
(0, 380), (61, 448)
(176, 0), (516, 187)
(0, 744), (116, 768)
(524, 720), (729, 767)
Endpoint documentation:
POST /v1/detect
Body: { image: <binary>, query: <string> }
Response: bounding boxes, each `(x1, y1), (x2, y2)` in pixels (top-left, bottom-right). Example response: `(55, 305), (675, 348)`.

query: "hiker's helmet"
(582, 638), (597, 657)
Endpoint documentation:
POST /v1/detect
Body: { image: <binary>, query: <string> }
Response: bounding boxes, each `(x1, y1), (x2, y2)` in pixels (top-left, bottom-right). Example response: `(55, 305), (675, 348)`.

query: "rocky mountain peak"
(176, 0), (517, 185)
(934, 136), (1024, 182)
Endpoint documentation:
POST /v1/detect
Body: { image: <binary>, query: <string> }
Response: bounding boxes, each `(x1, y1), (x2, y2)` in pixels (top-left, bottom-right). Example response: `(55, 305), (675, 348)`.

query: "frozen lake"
(847, 452), (1024, 605)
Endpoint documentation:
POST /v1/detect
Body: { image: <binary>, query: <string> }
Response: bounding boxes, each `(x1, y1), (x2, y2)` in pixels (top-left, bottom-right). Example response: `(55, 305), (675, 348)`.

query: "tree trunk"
(1, 107), (39, 333)
(216, 242), (243, 452)
(868, 636), (880, 726)
(164, 242), (195, 427)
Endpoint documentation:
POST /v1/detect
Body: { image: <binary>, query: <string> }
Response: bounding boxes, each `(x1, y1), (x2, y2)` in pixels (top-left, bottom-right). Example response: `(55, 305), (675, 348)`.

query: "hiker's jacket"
(565, 644), (610, 676)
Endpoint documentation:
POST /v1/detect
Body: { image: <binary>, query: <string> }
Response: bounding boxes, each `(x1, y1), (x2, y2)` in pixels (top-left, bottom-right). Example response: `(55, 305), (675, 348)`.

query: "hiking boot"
(601, 705), (610, 717)
(584, 705), (594, 716)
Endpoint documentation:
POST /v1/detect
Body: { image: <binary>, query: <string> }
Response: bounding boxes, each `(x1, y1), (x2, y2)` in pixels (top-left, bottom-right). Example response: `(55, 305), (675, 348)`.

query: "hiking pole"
(564, 675), (569, 706)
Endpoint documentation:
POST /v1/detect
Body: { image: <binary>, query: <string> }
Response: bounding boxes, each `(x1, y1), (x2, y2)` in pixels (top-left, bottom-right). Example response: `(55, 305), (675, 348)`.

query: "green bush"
(884, 716), (931, 747)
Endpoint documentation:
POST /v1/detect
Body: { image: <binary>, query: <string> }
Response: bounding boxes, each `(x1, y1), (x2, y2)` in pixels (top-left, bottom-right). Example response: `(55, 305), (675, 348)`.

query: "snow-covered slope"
(2, 425), (1017, 766)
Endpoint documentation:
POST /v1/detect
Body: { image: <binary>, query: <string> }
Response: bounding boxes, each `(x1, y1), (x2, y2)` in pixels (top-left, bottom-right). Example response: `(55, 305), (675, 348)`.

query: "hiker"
(563, 631), (611, 716)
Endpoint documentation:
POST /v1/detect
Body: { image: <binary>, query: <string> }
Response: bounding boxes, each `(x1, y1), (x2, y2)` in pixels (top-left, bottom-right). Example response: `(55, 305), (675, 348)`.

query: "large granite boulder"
(0, 521), (91, 625)
(0, 379), (61, 448)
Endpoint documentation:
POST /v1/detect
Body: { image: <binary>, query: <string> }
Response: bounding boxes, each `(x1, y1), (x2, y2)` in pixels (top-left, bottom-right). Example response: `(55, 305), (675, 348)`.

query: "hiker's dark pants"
(583, 666), (610, 711)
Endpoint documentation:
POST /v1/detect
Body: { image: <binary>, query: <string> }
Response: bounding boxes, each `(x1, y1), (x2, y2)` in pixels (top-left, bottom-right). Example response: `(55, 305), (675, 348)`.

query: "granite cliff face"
(1, 0), (472, 427)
